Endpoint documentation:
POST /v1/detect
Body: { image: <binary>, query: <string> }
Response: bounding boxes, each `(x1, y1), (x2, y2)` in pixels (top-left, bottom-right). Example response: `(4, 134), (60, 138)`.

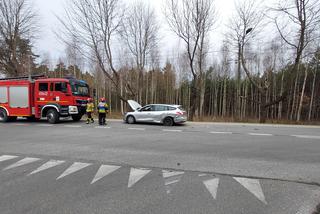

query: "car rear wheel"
(127, 115), (136, 124)
(47, 109), (60, 124)
(0, 108), (8, 123)
(163, 117), (174, 126)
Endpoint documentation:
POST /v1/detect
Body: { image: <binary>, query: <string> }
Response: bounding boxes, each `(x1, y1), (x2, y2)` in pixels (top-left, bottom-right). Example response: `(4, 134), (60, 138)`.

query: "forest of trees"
(0, 0), (320, 123)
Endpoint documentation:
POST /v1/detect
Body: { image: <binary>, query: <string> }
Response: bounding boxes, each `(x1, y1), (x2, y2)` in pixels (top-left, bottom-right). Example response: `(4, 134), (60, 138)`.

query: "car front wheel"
(127, 115), (136, 124)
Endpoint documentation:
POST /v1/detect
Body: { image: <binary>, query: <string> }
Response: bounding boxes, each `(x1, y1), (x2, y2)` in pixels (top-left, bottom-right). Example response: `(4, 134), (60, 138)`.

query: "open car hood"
(127, 100), (142, 111)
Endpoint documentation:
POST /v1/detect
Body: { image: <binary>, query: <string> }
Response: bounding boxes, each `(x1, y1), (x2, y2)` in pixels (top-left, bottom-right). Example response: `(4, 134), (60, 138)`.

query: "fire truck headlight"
(68, 106), (79, 114)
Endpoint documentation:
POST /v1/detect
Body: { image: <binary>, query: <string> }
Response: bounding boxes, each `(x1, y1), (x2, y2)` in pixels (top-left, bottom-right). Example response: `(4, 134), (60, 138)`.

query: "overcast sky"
(32, 0), (263, 66)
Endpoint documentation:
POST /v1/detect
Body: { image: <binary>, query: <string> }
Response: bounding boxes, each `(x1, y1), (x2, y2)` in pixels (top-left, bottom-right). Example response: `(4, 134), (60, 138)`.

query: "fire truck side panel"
(0, 81), (33, 117)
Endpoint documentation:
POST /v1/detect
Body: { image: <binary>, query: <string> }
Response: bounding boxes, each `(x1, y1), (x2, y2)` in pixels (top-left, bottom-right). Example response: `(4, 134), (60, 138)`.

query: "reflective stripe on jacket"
(98, 102), (109, 113)
(86, 103), (94, 112)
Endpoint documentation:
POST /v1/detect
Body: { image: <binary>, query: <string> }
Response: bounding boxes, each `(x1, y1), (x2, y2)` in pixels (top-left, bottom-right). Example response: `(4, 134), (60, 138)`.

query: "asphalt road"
(0, 119), (319, 214)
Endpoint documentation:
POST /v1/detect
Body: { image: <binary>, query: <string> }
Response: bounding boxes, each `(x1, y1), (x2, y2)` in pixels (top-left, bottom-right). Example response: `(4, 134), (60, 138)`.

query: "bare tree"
(0, 0), (38, 77)
(119, 1), (159, 103)
(273, 0), (320, 120)
(164, 0), (216, 121)
(57, 0), (135, 101)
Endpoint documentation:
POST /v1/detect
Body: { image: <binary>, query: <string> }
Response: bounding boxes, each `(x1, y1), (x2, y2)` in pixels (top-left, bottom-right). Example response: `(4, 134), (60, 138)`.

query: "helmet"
(100, 97), (106, 102)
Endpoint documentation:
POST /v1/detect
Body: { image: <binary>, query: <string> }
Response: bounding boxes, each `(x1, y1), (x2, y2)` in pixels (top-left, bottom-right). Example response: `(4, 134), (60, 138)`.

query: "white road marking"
(128, 168), (151, 188)
(3, 157), (41, 170)
(165, 179), (180, 186)
(292, 135), (320, 140)
(128, 128), (146, 131)
(94, 126), (111, 129)
(0, 155), (18, 162)
(233, 177), (267, 205)
(198, 173), (208, 177)
(56, 162), (92, 180)
(36, 124), (54, 127)
(13, 123), (28, 126)
(203, 178), (220, 200)
(162, 129), (182, 132)
(28, 160), (65, 175)
(162, 170), (185, 178)
(64, 125), (82, 128)
(162, 170), (185, 194)
(210, 131), (233, 134)
(91, 165), (121, 184)
(248, 133), (273, 136)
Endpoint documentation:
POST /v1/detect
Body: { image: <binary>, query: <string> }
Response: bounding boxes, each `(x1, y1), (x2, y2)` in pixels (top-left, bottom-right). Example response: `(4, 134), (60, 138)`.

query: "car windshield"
(69, 80), (89, 97)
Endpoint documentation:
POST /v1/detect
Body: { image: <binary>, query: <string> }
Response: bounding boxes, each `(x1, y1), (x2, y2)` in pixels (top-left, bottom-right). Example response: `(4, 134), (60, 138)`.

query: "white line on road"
(64, 125), (82, 128)
(3, 157), (41, 170)
(56, 162), (92, 180)
(291, 135), (320, 140)
(165, 179), (180, 186)
(0, 155), (18, 162)
(29, 160), (65, 175)
(13, 123), (28, 126)
(162, 129), (182, 132)
(36, 124), (54, 127)
(198, 173), (208, 177)
(210, 131), (233, 134)
(233, 177), (267, 205)
(203, 178), (220, 200)
(248, 133), (273, 136)
(91, 165), (121, 184)
(128, 168), (151, 188)
(128, 128), (146, 131)
(162, 170), (185, 178)
(94, 126), (111, 129)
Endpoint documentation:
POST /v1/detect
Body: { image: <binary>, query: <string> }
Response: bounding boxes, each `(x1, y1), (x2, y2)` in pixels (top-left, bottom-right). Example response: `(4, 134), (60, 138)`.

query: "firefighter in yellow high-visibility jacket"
(86, 98), (94, 124)
(97, 97), (109, 125)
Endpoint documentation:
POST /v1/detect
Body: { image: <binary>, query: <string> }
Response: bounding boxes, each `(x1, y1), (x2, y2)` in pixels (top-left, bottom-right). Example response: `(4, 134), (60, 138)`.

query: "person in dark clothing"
(97, 97), (109, 125)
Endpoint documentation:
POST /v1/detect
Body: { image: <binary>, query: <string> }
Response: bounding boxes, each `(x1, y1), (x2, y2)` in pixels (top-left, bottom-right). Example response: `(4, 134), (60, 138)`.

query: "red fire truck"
(0, 75), (91, 124)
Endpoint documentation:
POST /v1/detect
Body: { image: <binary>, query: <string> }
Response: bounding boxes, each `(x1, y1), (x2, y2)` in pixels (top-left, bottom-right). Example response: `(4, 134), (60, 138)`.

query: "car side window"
(141, 106), (151, 111)
(154, 105), (167, 111)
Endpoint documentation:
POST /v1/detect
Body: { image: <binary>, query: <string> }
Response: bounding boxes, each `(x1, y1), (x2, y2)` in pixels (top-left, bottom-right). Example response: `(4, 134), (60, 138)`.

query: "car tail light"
(176, 111), (183, 115)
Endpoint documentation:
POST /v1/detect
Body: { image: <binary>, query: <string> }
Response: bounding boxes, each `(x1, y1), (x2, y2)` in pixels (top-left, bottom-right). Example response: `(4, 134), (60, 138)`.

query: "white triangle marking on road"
(29, 160), (65, 175)
(0, 155), (18, 162)
(162, 170), (185, 178)
(3, 157), (41, 170)
(91, 165), (121, 184)
(56, 162), (92, 180)
(203, 178), (220, 200)
(234, 177), (267, 205)
(128, 168), (151, 188)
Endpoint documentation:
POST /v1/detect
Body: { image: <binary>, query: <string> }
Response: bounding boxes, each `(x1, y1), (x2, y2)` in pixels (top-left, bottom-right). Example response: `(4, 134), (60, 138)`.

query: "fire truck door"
(35, 82), (52, 117)
(8, 86), (31, 116)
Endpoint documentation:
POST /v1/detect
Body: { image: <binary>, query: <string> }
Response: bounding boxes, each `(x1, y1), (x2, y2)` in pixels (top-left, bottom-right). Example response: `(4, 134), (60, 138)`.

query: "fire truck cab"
(0, 75), (90, 124)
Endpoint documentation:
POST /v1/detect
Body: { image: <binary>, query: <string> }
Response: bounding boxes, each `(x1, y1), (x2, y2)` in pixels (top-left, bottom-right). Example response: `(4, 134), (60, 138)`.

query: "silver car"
(124, 100), (187, 126)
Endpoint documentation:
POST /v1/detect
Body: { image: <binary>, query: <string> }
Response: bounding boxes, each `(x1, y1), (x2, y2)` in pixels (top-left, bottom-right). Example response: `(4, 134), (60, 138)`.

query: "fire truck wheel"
(71, 114), (82, 122)
(0, 108), (8, 122)
(47, 109), (60, 124)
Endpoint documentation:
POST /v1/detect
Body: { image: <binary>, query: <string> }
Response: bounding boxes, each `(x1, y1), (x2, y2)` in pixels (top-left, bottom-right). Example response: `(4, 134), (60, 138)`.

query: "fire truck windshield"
(69, 80), (89, 97)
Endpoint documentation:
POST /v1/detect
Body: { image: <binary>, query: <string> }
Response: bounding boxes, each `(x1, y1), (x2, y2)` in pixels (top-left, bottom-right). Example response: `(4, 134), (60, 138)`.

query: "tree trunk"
(278, 71), (285, 119)
(222, 77), (227, 117)
(297, 65), (308, 122)
(308, 70), (316, 121)
(290, 64), (300, 120)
